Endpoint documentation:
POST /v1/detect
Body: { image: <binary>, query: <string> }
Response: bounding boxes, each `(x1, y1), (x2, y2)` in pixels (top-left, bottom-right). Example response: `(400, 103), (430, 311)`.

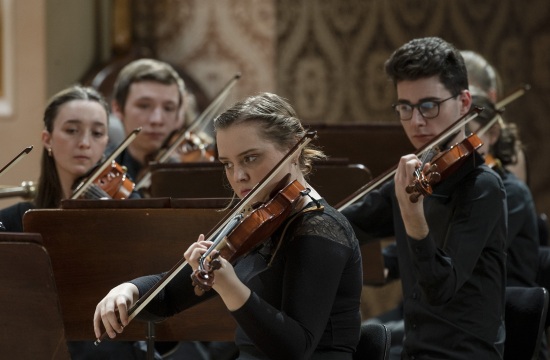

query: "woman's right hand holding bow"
(93, 282), (139, 339)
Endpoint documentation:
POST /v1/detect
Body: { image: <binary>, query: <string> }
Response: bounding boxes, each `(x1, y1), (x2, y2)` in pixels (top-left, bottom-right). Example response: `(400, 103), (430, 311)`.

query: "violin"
(95, 130), (317, 345)
(483, 153), (505, 172)
(191, 176), (307, 293)
(79, 161), (135, 199)
(335, 107), (483, 211)
(174, 131), (216, 163)
(406, 133), (483, 203)
(72, 128), (141, 199)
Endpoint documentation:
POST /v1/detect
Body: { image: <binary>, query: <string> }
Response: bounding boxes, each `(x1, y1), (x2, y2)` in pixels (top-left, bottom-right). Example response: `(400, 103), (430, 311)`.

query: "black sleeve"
(130, 262), (218, 322)
(0, 202), (33, 232)
(341, 180), (396, 243)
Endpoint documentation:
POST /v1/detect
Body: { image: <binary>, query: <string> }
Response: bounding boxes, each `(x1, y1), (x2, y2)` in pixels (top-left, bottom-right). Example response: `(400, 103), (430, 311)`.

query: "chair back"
(353, 323), (391, 360)
(536, 247), (550, 328)
(539, 213), (549, 246)
(504, 286), (549, 360)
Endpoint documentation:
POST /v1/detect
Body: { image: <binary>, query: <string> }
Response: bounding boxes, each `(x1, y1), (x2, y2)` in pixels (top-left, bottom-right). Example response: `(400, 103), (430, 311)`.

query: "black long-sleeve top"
(0, 201), (33, 232)
(499, 169), (539, 287)
(343, 153), (507, 360)
(131, 199), (363, 360)
(382, 167), (539, 286)
(115, 149), (143, 182)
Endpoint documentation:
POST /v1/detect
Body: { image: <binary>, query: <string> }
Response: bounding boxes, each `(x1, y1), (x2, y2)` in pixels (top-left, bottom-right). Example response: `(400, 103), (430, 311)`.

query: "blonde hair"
(461, 50), (503, 101)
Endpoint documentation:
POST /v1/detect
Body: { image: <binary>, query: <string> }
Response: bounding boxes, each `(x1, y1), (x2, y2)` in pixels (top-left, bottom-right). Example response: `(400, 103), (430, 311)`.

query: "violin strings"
(81, 184), (111, 199)
(416, 147), (439, 178)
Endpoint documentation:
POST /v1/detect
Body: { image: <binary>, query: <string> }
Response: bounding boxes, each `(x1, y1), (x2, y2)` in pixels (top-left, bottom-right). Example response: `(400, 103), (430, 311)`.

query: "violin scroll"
(191, 250), (222, 294)
(406, 163), (441, 203)
(93, 161), (135, 199)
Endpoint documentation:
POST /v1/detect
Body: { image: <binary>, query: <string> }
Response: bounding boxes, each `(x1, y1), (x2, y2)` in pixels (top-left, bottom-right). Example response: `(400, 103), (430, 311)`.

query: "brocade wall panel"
(149, 0), (550, 217)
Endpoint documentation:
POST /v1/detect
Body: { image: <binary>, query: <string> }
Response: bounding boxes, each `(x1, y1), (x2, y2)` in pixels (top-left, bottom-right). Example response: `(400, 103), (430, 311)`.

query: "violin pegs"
(405, 183), (417, 194)
(428, 172), (441, 184)
(409, 192), (421, 203)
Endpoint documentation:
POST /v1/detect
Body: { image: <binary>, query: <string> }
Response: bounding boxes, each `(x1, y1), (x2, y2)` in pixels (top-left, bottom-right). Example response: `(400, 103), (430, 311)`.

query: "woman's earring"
(47, 148), (53, 157)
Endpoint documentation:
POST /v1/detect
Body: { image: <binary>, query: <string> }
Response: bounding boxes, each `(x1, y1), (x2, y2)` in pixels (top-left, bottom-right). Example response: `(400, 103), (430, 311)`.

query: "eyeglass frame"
(392, 93), (460, 121)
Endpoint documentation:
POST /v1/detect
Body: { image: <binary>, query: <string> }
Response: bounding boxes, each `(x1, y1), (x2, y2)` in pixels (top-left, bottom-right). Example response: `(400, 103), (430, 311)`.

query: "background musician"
(110, 58), (186, 181)
(468, 95), (539, 288)
(0, 85), (111, 231)
(461, 50), (529, 184)
(0, 84), (146, 358)
(468, 95), (547, 360)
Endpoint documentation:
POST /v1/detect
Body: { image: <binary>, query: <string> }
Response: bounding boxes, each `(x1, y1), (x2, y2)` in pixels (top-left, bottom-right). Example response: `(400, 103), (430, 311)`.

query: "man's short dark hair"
(385, 37), (469, 96)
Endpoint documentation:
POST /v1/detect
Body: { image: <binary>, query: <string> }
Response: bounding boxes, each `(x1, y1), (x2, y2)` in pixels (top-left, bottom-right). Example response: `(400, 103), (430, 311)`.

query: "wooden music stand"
(306, 123), (414, 177)
(23, 202), (237, 342)
(308, 163), (372, 206)
(0, 232), (70, 359)
(149, 162), (231, 198)
(148, 161), (373, 207)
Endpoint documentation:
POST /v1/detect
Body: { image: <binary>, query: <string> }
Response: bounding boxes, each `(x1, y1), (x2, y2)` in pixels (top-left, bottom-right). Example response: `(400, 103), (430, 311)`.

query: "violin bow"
(335, 107), (483, 211)
(95, 130), (316, 345)
(0, 146), (33, 179)
(71, 128), (141, 199)
(475, 84), (530, 137)
(187, 73), (242, 141)
(134, 73), (241, 192)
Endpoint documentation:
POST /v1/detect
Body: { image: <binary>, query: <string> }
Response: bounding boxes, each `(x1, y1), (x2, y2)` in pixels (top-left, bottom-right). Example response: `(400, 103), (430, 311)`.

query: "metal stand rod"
(146, 321), (155, 360)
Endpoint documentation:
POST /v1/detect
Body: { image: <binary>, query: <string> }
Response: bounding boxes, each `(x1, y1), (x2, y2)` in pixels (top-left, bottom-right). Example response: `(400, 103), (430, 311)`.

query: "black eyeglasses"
(392, 94), (459, 121)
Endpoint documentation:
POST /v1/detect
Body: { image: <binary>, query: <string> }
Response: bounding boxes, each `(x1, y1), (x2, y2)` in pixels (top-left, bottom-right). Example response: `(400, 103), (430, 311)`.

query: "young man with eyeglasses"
(343, 37), (507, 359)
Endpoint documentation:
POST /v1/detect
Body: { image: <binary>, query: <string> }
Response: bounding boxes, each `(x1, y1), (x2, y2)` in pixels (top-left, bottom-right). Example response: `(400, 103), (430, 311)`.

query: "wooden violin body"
(406, 133), (483, 203)
(174, 132), (216, 163)
(93, 161), (136, 199)
(74, 160), (135, 200)
(191, 178), (307, 293)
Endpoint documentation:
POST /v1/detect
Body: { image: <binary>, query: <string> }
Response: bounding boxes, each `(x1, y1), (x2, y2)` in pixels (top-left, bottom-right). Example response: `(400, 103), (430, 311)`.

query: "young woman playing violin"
(0, 85), (110, 231)
(0, 85), (144, 358)
(94, 93), (363, 359)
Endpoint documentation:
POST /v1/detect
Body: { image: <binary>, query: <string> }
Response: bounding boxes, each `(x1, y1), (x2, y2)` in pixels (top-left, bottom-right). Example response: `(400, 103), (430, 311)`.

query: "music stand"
(0, 232), (70, 359)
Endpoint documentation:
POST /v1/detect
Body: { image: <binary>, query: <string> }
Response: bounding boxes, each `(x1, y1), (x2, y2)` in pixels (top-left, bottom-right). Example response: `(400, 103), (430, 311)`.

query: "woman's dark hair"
(214, 92), (325, 176)
(385, 37), (469, 97)
(471, 95), (519, 167)
(35, 85), (110, 208)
